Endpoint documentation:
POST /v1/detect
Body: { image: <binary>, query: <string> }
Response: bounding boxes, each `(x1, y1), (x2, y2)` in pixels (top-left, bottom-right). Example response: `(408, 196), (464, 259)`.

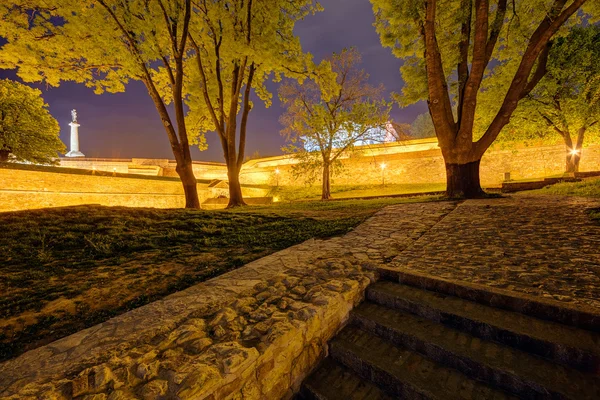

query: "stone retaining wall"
(0, 168), (267, 212)
(0, 201), (456, 399)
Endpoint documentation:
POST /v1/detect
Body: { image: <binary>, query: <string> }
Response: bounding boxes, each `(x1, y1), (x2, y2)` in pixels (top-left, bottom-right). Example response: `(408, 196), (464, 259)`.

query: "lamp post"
(275, 168), (280, 187)
(380, 163), (386, 186)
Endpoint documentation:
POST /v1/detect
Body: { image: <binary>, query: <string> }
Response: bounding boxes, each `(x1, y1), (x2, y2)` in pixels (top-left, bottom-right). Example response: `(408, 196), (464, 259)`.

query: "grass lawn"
(0, 196), (436, 361)
(528, 177), (600, 198)
(269, 182), (446, 201)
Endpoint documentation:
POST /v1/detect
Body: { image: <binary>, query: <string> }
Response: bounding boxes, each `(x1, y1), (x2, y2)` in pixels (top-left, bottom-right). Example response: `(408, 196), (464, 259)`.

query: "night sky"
(1, 0), (427, 162)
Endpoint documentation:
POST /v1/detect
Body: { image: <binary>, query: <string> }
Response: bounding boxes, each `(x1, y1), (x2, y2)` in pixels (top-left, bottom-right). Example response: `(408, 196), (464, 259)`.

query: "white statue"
(65, 109), (85, 157)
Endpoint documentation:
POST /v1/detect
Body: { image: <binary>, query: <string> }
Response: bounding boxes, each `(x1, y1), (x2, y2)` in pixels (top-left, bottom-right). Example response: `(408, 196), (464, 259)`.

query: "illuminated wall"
(51, 139), (600, 189)
(0, 168), (266, 212)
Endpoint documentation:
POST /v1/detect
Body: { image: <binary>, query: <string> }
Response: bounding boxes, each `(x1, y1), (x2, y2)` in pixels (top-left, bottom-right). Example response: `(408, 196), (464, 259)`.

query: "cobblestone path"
(393, 195), (600, 310)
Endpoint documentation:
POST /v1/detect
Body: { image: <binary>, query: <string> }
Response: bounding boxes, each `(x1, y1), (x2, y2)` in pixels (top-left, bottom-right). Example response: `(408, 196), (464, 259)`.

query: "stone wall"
(56, 140), (600, 189)
(238, 141), (600, 187)
(0, 168), (267, 212)
(59, 158), (229, 181)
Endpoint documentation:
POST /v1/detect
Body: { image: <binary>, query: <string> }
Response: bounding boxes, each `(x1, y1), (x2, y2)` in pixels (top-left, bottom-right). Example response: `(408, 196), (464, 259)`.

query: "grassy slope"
(0, 196), (437, 361)
(269, 183), (446, 201)
(528, 177), (600, 198)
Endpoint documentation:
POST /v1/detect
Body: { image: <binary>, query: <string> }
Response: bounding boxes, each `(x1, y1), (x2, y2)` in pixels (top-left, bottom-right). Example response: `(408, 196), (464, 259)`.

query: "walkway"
(394, 195), (600, 310)
(1, 195), (599, 399)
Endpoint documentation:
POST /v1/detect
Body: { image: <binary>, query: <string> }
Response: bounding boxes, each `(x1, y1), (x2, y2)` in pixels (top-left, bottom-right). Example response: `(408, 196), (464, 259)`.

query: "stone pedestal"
(65, 121), (85, 157)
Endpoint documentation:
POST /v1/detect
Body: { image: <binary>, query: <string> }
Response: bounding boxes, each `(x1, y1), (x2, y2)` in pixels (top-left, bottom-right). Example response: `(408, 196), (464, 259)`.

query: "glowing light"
(113, 167), (117, 171)
(380, 163), (387, 170)
(569, 148), (580, 156)
(275, 168), (280, 175)
(273, 196), (280, 203)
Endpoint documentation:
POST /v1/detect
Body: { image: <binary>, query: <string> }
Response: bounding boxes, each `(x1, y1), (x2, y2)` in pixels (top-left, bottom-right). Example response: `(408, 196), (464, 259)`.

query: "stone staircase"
(299, 268), (600, 400)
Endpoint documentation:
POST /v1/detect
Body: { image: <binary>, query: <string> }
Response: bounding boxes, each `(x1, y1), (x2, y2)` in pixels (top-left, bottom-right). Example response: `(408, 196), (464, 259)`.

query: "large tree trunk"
(227, 163), (246, 208)
(176, 161), (200, 209)
(0, 149), (9, 162)
(322, 162), (332, 200)
(445, 159), (485, 198)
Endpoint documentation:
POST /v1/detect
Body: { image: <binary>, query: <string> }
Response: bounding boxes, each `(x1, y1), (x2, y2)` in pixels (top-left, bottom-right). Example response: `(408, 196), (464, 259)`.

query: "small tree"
(505, 25), (600, 173)
(185, 0), (322, 208)
(279, 48), (391, 200)
(0, 79), (65, 164)
(410, 113), (436, 139)
(371, 0), (598, 197)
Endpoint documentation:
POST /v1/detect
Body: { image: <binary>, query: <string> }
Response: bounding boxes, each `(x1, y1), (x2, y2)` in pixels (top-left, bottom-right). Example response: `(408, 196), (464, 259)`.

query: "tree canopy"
(279, 48), (390, 199)
(0, 79), (64, 164)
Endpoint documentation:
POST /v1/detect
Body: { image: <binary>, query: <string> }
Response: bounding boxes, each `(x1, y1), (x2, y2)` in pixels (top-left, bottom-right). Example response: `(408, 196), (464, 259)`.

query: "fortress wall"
(50, 140), (600, 192)
(0, 168), (266, 212)
(238, 141), (600, 187)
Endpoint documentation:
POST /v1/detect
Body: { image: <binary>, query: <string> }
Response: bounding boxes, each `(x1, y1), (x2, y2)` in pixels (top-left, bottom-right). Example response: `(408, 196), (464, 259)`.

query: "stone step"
(378, 267), (600, 332)
(353, 301), (600, 399)
(367, 280), (600, 373)
(298, 358), (394, 400)
(329, 325), (517, 400)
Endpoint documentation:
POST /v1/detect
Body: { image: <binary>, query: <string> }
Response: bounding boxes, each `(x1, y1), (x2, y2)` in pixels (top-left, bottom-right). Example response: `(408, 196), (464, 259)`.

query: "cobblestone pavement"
(2, 195), (599, 399)
(393, 195), (600, 310)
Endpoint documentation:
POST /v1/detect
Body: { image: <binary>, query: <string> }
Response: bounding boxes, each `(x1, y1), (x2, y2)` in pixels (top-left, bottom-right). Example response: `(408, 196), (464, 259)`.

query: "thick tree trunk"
(176, 161), (200, 209)
(0, 149), (9, 162)
(445, 159), (485, 198)
(322, 163), (332, 200)
(227, 164), (246, 208)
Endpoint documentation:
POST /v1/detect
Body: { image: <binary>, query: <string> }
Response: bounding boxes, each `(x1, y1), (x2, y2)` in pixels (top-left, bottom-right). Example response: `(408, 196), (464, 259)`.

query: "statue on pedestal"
(65, 109), (85, 157)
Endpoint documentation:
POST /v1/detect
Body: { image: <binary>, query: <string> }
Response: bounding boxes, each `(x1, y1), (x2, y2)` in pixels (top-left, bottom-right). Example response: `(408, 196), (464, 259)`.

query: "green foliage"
(279, 48), (391, 188)
(371, 0), (590, 108)
(410, 113), (436, 139)
(183, 0), (324, 140)
(498, 25), (600, 147)
(0, 79), (64, 164)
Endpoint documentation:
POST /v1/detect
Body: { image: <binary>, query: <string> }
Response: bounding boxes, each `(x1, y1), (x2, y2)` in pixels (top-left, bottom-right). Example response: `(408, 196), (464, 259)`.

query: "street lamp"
(380, 163), (386, 186)
(275, 168), (280, 187)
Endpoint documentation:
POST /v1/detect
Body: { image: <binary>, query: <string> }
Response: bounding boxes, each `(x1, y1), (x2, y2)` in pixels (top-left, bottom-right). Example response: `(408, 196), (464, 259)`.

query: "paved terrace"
(1, 195), (599, 399)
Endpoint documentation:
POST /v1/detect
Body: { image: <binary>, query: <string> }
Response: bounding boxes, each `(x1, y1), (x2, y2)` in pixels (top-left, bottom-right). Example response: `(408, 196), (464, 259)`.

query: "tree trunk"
(565, 151), (581, 173)
(0, 149), (9, 162)
(227, 164), (246, 208)
(322, 163), (332, 200)
(176, 161), (200, 209)
(445, 159), (485, 198)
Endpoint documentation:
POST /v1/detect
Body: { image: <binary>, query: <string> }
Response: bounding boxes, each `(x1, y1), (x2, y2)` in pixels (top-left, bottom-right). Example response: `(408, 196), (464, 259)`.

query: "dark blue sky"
(2, 0), (426, 162)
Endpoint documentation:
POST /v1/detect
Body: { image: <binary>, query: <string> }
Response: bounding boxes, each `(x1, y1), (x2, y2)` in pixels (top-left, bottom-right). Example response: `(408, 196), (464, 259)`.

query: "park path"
(393, 194), (600, 310)
(1, 195), (600, 399)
